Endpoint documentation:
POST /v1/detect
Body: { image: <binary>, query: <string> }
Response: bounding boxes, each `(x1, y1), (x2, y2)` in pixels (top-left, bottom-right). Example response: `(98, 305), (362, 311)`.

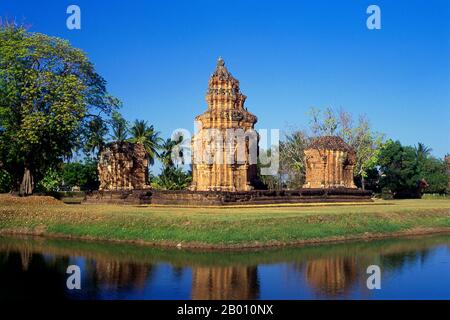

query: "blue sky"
(2, 0), (449, 163)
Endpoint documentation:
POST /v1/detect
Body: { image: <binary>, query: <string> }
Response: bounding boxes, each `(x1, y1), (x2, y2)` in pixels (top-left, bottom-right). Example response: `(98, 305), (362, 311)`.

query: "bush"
(380, 188), (393, 200)
(34, 160), (99, 193)
(0, 169), (12, 192)
(378, 140), (448, 198)
(421, 157), (448, 194)
(422, 193), (450, 200)
(151, 167), (192, 190)
(36, 168), (63, 192)
(62, 160), (99, 191)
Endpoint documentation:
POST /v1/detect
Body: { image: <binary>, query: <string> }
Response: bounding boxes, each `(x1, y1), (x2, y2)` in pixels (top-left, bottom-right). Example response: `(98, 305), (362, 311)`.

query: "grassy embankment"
(0, 195), (449, 249)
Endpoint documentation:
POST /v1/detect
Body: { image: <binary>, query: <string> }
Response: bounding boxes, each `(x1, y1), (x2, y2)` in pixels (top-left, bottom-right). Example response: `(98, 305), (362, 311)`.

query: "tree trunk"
(20, 166), (34, 195)
(361, 175), (365, 191)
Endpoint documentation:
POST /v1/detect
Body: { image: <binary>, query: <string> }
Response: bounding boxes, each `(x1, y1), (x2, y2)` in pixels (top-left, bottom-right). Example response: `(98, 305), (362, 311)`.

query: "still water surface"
(1, 235), (450, 300)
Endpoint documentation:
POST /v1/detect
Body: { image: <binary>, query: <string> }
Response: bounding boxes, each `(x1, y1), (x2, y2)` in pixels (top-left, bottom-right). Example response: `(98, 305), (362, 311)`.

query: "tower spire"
(217, 56), (225, 67)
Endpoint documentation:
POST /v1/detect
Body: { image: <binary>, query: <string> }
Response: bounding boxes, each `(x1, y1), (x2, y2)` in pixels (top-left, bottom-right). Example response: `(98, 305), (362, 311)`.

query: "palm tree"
(415, 142), (432, 159)
(129, 119), (162, 165)
(84, 118), (108, 158)
(159, 136), (183, 169)
(110, 111), (129, 142)
(152, 136), (191, 190)
(415, 142), (433, 181)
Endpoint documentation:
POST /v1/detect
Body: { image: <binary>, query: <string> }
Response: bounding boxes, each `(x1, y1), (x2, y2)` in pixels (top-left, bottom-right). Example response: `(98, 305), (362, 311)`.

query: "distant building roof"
(307, 136), (353, 152)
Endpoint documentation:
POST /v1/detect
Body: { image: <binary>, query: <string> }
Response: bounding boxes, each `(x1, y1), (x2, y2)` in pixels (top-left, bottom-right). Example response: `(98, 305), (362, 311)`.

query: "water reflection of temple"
(2, 235), (450, 299)
(305, 257), (358, 296)
(92, 260), (152, 290)
(191, 266), (259, 300)
(20, 248), (32, 271)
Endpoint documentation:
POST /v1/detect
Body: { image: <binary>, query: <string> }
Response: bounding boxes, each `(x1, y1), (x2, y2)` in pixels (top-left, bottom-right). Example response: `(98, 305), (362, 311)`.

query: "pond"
(1, 234), (450, 300)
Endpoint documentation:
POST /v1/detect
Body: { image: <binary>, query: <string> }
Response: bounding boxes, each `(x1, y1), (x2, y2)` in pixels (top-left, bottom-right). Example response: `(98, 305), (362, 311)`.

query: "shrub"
(0, 169), (12, 192)
(36, 168), (63, 192)
(151, 167), (192, 190)
(62, 160), (99, 191)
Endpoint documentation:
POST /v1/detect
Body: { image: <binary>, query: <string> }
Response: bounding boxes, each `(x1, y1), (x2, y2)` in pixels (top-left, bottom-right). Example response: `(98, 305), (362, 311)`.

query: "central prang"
(190, 58), (259, 191)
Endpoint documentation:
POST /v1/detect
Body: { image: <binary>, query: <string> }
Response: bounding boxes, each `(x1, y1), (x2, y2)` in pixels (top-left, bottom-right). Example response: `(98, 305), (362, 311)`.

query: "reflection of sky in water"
(1, 236), (450, 300)
(258, 264), (315, 299)
(96, 264), (193, 300)
(257, 246), (450, 299)
(369, 247), (450, 299)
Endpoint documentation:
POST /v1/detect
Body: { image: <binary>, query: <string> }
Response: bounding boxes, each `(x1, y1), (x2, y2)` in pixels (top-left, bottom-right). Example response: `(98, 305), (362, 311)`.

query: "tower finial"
(217, 56), (225, 67)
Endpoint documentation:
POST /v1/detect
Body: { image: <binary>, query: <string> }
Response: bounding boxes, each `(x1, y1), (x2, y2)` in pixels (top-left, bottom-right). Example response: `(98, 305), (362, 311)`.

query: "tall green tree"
(349, 116), (384, 190)
(413, 143), (447, 194)
(421, 156), (448, 194)
(0, 26), (120, 194)
(159, 137), (183, 169)
(279, 130), (308, 189)
(62, 160), (99, 191)
(378, 140), (424, 198)
(110, 111), (128, 142)
(258, 148), (284, 190)
(83, 118), (108, 159)
(152, 136), (191, 190)
(129, 119), (162, 165)
(306, 107), (384, 190)
(308, 107), (339, 137)
(415, 142), (432, 175)
(378, 140), (448, 197)
(415, 142), (432, 159)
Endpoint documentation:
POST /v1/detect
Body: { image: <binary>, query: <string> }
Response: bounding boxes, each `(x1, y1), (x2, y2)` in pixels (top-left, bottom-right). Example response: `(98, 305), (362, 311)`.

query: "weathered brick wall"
(151, 189), (372, 205)
(84, 189), (373, 205)
(303, 136), (357, 189)
(98, 142), (149, 190)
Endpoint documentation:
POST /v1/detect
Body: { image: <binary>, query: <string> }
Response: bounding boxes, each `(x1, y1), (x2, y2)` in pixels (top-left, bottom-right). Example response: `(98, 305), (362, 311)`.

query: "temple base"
(84, 190), (152, 205)
(84, 188), (372, 206)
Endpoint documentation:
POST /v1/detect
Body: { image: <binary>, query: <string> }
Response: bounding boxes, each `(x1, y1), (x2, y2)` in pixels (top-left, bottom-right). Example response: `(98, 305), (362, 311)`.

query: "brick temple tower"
(98, 142), (148, 190)
(190, 58), (259, 191)
(303, 136), (357, 189)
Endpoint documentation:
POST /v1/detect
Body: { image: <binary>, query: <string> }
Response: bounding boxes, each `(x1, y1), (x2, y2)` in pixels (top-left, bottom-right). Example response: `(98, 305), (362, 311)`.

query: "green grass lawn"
(1, 195), (449, 248)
